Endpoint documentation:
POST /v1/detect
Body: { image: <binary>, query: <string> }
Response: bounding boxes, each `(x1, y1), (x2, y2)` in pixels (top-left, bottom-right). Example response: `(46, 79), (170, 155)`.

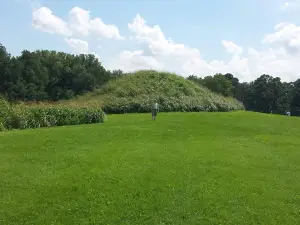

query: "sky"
(1, 0), (300, 82)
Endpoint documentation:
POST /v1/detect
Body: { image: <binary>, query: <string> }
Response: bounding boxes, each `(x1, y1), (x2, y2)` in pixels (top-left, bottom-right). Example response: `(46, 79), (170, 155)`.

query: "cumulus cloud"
(108, 14), (251, 81)
(263, 23), (300, 54)
(32, 7), (72, 36)
(222, 40), (243, 55)
(32, 5), (300, 82)
(64, 38), (89, 53)
(32, 6), (123, 40)
(64, 38), (101, 61)
(111, 50), (163, 72)
(108, 14), (300, 82)
(68, 7), (91, 37)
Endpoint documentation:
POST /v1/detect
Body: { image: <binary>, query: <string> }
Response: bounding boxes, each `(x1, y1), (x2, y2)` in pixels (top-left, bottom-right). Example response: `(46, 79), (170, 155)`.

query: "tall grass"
(0, 99), (105, 131)
(99, 94), (243, 114)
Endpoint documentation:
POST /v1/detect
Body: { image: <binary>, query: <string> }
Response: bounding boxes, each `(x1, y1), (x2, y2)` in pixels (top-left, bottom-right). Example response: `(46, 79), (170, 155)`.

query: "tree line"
(0, 43), (122, 101)
(1, 42), (300, 115)
(187, 73), (300, 116)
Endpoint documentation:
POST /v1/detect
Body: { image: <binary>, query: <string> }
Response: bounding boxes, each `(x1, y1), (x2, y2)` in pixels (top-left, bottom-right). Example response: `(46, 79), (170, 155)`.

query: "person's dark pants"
(152, 109), (158, 120)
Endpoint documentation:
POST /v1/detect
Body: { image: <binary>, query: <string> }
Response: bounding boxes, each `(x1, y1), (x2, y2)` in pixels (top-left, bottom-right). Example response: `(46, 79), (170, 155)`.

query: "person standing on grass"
(152, 101), (159, 120)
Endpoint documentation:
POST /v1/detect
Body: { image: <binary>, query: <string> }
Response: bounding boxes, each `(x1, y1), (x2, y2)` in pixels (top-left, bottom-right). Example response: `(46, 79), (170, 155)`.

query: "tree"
(290, 80), (300, 116)
(201, 73), (233, 97)
(243, 75), (284, 113)
(107, 69), (124, 79)
(0, 43), (11, 95)
(0, 43), (112, 101)
(187, 72), (292, 115)
(224, 73), (240, 97)
(275, 82), (293, 114)
(187, 75), (201, 83)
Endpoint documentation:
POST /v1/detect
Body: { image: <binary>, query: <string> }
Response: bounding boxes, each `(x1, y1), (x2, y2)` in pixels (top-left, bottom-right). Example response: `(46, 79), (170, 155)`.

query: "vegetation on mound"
(80, 70), (244, 113)
(0, 98), (105, 131)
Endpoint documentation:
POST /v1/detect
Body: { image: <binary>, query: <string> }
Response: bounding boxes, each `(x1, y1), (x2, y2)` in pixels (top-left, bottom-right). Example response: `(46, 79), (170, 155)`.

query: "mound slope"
(82, 70), (244, 113)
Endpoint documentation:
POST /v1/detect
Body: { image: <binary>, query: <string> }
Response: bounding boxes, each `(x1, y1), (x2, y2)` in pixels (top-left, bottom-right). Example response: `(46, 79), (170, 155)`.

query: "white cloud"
(108, 14), (251, 81)
(263, 23), (300, 54)
(32, 6), (123, 40)
(111, 50), (163, 72)
(90, 18), (124, 40)
(68, 6), (91, 37)
(32, 7), (72, 36)
(108, 14), (300, 82)
(32, 6), (300, 82)
(222, 40), (243, 55)
(64, 38), (101, 60)
(90, 52), (101, 61)
(64, 38), (89, 53)
(127, 14), (200, 59)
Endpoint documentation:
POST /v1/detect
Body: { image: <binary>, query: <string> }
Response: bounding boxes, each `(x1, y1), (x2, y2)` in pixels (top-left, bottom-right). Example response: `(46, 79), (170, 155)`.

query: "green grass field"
(1, 112), (300, 224)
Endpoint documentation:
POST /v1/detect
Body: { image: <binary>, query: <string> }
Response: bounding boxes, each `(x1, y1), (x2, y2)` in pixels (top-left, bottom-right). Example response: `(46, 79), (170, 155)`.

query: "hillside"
(1, 111), (299, 224)
(77, 70), (244, 113)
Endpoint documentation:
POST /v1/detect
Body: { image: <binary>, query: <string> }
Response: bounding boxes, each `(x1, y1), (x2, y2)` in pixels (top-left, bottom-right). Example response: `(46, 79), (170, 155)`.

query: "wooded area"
(187, 73), (300, 115)
(1, 42), (300, 116)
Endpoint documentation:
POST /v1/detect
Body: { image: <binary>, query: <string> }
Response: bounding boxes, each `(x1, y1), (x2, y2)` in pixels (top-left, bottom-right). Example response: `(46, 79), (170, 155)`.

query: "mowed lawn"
(1, 112), (300, 225)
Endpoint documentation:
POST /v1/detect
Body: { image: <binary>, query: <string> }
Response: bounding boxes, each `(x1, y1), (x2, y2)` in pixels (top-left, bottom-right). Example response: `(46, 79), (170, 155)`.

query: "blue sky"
(1, 0), (300, 81)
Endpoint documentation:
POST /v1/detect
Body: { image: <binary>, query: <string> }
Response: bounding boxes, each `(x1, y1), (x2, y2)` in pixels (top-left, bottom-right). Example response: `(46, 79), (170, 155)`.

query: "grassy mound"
(1, 112), (299, 224)
(79, 70), (244, 113)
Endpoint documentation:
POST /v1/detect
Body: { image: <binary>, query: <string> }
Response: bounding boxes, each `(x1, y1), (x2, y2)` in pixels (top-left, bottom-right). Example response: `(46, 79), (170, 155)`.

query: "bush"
(0, 98), (10, 131)
(1, 104), (105, 131)
(101, 94), (244, 114)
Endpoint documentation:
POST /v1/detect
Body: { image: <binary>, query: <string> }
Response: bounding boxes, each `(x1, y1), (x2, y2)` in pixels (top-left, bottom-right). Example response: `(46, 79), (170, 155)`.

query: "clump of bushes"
(101, 94), (244, 114)
(0, 99), (105, 131)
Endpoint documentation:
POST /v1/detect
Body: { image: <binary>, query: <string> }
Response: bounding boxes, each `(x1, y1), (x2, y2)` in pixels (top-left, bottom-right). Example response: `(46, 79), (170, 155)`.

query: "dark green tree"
(290, 80), (300, 116)
(201, 73), (233, 97)
(0, 43), (111, 101)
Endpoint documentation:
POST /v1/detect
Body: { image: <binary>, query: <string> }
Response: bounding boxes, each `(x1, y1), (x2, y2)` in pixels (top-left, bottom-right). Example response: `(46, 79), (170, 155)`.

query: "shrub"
(0, 98), (10, 131)
(0, 98), (10, 115)
(1, 104), (105, 131)
(101, 94), (244, 114)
